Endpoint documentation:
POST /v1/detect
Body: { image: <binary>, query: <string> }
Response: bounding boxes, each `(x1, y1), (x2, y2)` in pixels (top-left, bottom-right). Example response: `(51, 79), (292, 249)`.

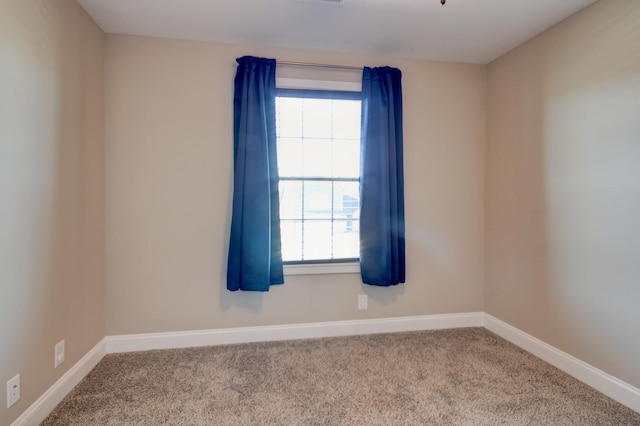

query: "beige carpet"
(43, 328), (640, 425)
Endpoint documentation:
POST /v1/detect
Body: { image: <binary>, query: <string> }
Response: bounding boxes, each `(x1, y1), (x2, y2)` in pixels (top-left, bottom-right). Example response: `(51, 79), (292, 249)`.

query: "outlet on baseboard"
(55, 340), (65, 368)
(6, 374), (20, 408)
(358, 294), (368, 310)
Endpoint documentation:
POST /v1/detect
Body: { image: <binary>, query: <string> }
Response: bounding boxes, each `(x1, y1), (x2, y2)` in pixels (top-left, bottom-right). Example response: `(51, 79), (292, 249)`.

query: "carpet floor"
(43, 328), (640, 425)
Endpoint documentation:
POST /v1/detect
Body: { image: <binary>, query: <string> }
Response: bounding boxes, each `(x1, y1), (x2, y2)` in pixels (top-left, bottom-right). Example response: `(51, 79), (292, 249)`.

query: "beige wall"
(0, 1), (105, 424)
(486, 0), (640, 388)
(105, 35), (486, 335)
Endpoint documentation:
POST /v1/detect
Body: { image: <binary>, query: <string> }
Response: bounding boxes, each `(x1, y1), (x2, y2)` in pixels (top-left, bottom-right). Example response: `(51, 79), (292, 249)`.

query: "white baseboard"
(106, 312), (485, 353)
(484, 314), (640, 413)
(11, 338), (107, 426)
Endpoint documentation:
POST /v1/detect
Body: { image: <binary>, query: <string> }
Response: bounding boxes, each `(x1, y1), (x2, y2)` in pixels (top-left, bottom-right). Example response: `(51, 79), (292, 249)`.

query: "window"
(275, 88), (361, 269)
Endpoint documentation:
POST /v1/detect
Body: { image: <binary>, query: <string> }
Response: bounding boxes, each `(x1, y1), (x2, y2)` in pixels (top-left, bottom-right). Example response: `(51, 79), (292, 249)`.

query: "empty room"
(1, 0), (639, 424)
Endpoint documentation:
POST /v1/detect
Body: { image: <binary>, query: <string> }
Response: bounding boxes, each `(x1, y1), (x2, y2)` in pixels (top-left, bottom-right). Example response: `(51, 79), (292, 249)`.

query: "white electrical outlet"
(358, 294), (368, 310)
(7, 374), (20, 408)
(55, 340), (65, 368)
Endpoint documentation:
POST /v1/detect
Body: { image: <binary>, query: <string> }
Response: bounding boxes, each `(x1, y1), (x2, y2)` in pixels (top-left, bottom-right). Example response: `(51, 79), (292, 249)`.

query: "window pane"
(277, 138), (303, 177)
(332, 139), (360, 178)
(281, 220), (302, 261)
(304, 181), (332, 219)
(333, 181), (359, 220)
(303, 98), (332, 138)
(332, 100), (361, 140)
(277, 97), (303, 137)
(333, 220), (359, 259)
(279, 181), (302, 220)
(303, 138), (332, 177)
(303, 220), (332, 260)
(276, 93), (362, 263)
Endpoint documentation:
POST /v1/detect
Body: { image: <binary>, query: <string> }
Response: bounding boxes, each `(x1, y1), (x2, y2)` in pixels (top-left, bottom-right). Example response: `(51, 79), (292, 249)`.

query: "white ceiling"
(77, 0), (597, 64)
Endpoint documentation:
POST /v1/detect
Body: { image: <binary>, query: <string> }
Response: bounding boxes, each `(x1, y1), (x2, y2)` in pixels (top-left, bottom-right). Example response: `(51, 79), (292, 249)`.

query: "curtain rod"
(278, 60), (362, 72)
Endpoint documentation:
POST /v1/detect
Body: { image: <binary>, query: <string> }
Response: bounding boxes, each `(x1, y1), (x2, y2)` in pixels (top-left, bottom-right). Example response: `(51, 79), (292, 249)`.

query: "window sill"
(283, 262), (360, 276)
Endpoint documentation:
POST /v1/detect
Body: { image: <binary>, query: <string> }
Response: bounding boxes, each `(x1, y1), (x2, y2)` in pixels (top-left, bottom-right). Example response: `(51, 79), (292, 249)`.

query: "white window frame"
(276, 77), (361, 276)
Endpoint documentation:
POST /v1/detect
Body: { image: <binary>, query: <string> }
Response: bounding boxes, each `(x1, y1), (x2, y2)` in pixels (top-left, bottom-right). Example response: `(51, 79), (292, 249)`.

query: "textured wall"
(104, 35), (487, 335)
(486, 0), (640, 388)
(0, 1), (105, 424)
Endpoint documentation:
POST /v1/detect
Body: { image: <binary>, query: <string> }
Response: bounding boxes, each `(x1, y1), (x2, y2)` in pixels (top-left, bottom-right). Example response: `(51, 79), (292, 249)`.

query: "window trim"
(276, 77), (361, 93)
(276, 77), (362, 276)
(284, 261), (360, 276)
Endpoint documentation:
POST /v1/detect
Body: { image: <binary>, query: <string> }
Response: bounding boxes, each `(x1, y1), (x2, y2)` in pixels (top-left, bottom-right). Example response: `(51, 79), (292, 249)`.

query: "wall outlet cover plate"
(7, 374), (20, 408)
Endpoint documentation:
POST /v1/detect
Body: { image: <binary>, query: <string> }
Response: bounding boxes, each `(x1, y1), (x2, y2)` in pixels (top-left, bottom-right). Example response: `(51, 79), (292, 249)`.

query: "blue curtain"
(227, 56), (284, 292)
(359, 66), (406, 286)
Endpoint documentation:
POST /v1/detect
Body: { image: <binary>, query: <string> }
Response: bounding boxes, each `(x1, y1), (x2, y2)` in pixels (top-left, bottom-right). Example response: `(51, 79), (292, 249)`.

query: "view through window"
(276, 90), (361, 263)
